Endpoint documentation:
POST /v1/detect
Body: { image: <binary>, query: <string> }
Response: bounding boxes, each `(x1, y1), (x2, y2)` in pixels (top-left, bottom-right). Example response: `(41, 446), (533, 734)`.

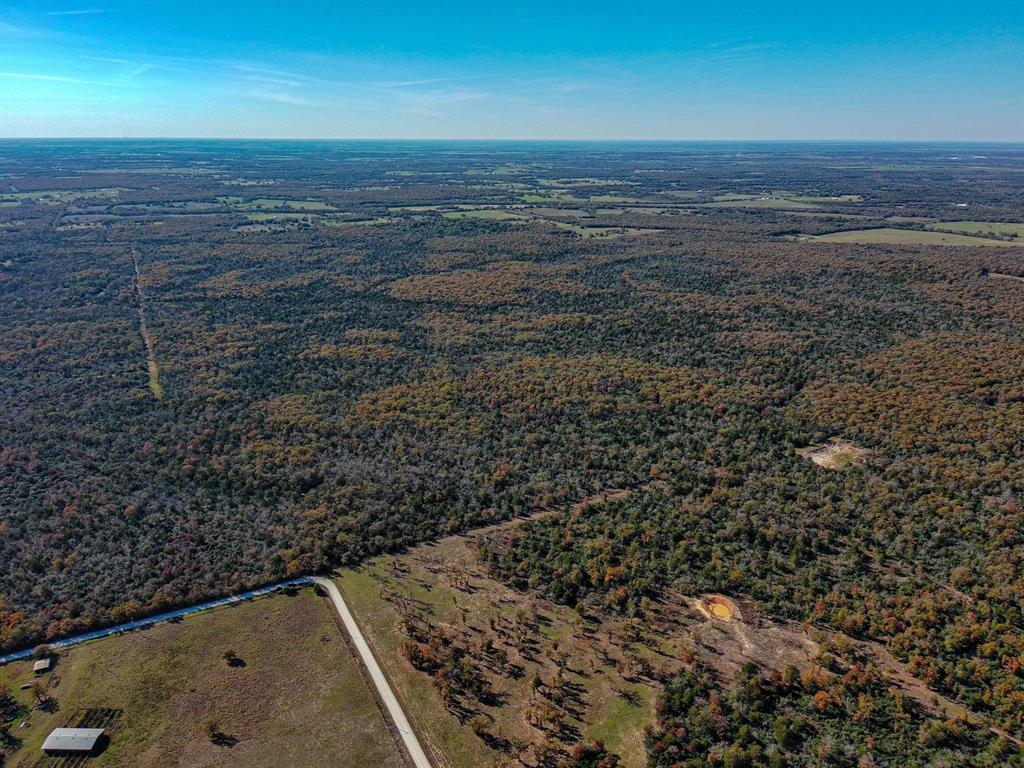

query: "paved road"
(313, 577), (433, 768)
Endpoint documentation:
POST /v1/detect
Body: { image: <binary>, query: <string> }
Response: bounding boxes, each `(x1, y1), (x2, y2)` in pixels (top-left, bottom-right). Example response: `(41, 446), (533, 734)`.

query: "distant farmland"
(815, 227), (1019, 246)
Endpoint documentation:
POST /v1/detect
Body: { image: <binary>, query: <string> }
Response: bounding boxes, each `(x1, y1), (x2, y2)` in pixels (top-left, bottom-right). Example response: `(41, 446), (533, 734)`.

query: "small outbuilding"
(32, 658), (52, 675)
(42, 728), (106, 756)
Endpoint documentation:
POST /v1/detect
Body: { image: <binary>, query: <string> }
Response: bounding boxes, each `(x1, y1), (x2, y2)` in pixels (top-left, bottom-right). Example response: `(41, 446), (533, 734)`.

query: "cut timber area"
(131, 244), (162, 399)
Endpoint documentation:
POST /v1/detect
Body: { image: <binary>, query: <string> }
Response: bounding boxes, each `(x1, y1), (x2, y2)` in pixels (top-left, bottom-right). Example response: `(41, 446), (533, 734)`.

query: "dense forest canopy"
(1, 141), (1022, 753)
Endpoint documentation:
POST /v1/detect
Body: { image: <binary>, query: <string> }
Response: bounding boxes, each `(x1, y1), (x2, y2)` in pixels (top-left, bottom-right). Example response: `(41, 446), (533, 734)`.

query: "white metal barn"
(42, 728), (105, 756)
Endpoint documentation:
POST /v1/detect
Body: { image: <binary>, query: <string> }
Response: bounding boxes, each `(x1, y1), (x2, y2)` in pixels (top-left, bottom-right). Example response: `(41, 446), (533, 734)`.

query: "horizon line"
(2, 137), (1023, 144)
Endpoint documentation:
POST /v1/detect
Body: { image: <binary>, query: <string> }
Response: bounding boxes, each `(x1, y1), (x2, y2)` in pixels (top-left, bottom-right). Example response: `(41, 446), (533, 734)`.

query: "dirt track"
(313, 577), (433, 768)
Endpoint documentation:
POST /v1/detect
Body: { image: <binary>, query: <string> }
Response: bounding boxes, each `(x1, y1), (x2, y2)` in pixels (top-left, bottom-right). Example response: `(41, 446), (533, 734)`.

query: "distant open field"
(0, 589), (404, 768)
(245, 198), (335, 211)
(925, 220), (1024, 239)
(814, 227), (1018, 247)
(0, 188), (123, 205)
(443, 209), (528, 221)
(786, 194), (863, 203)
(704, 197), (821, 210)
(245, 212), (313, 222)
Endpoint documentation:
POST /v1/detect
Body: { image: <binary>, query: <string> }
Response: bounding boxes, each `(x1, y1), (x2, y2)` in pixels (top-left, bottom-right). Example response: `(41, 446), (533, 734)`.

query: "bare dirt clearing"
(695, 594), (740, 621)
(797, 438), (869, 468)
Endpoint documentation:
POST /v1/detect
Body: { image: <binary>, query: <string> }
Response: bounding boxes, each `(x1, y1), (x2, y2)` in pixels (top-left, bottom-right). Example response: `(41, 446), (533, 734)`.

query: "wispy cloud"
(0, 20), (53, 38)
(245, 89), (320, 107)
(0, 70), (124, 87)
(229, 62), (318, 86)
(46, 8), (113, 15)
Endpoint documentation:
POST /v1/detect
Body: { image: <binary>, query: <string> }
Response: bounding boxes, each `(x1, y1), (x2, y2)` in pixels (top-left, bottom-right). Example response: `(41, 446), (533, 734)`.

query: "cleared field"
(925, 220), (1024, 239)
(245, 198), (335, 211)
(443, 209), (529, 221)
(814, 227), (1018, 247)
(219, 197), (337, 213)
(786, 194), (863, 203)
(886, 215), (936, 223)
(525, 207), (589, 218)
(334, 526), (687, 768)
(323, 216), (396, 226)
(333, 506), (837, 768)
(704, 197), (821, 210)
(520, 193), (581, 204)
(538, 178), (635, 187)
(547, 221), (658, 238)
(437, 208), (655, 238)
(783, 211), (869, 220)
(0, 188), (122, 205)
(0, 588), (404, 768)
(588, 194), (642, 204)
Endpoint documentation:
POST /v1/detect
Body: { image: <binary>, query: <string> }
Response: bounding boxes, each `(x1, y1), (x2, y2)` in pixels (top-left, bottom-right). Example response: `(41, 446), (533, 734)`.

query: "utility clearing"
(131, 245), (162, 399)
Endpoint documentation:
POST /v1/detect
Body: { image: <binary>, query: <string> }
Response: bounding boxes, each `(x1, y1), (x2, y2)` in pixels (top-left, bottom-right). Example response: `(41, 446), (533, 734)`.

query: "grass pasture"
(546, 221), (658, 238)
(885, 215), (936, 224)
(443, 209), (529, 221)
(249, 198), (333, 210)
(786, 194), (863, 203)
(227, 198), (336, 213)
(323, 216), (395, 227)
(595, 206), (686, 216)
(814, 227), (1018, 247)
(244, 212), (315, 223)
(588, 194), (642, 204)
(924, 220), (1024, 239)
(0, 188), (123, 206)
(524, 207), (589, 218)
(704, 197), (821, 210)
(520, 192), (582, 204)
(0, 588), (404, 768)
(438, 207), (657, 238)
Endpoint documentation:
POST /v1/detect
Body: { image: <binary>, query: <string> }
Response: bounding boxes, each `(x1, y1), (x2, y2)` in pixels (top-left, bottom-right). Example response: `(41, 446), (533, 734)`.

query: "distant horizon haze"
(3, 138), (1024, 145)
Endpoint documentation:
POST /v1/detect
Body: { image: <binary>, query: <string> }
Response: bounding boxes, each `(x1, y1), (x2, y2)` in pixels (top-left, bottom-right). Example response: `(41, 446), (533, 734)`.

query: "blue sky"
(1, 1), (1022, 139)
